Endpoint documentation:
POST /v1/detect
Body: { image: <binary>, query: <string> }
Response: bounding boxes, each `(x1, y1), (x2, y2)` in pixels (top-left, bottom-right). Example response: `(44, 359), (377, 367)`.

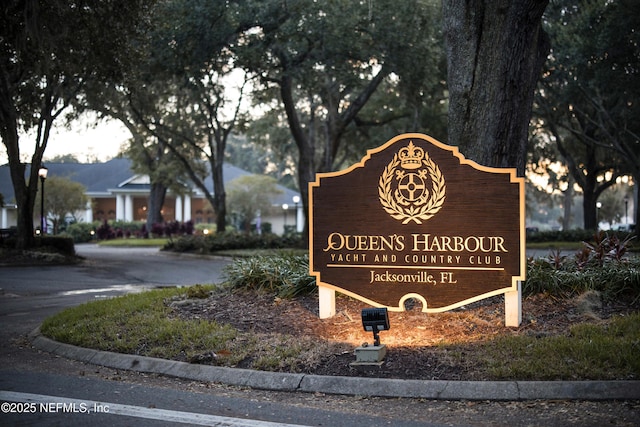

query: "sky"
(0, 70), (251, 166)
(45, 117), (131, 163)
(0, 115), (132, 165)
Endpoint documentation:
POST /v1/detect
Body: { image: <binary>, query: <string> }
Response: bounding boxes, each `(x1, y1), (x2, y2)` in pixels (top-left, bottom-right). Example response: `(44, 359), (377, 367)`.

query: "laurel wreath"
(378, 153), (446, 224)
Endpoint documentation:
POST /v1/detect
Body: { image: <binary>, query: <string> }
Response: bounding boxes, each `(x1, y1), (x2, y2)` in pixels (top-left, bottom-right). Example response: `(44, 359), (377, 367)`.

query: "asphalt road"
(0, 245), (230, 338)
(1, 244), (638, 426)
(0, 245), (434, 426)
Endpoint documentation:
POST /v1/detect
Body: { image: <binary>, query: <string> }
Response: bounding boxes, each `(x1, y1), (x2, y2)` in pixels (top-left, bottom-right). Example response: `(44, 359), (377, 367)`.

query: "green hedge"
(527, 228), (635, 243)
(63, 222), (98, 243)
(164, 231), (305, 253)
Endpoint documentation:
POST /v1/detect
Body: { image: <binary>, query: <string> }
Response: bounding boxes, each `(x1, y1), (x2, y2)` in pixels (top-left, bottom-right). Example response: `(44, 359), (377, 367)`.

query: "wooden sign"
(309, 133), (525, 326)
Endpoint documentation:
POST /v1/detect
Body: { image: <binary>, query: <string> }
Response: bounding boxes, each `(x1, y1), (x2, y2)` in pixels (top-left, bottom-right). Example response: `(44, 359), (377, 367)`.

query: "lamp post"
(596, 201), (602, 230)
(38, 166), (48, 234)
(292, 195), (300, 232)
(624, 196), (629, 226)
(282, 203), (289, 234)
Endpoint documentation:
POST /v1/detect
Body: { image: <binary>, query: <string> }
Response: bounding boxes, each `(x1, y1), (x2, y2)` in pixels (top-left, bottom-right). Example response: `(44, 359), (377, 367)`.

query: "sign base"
(505, 281), (522, 327)
(318, 286), (336, 319)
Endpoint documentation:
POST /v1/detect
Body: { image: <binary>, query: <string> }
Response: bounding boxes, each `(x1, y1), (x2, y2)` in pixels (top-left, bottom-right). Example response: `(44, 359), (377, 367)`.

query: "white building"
(0, 159), (303, 234)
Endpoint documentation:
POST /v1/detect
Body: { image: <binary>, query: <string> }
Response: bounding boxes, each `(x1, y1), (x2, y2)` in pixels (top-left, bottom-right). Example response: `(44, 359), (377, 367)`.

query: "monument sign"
(309, 133), (525, 326)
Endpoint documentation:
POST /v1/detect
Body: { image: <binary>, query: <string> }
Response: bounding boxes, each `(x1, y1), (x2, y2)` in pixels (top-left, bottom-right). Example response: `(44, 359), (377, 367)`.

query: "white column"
(296, 206), (303, 232)
(116, 195), (125, 220)
(183, 194), (192, 222)
(124, 195), (133, 221)
(85, 201), (93, 223)
(1, 207), (7, 228)
(175, 196), (183, 222)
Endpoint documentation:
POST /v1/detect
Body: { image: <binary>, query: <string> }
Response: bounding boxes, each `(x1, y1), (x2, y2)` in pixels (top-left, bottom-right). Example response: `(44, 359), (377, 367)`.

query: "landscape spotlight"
(361, 307), (390, 346)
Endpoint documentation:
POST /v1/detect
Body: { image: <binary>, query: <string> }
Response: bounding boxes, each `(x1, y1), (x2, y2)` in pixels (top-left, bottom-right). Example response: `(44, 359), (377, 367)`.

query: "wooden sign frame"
(309, 133), (525, 327)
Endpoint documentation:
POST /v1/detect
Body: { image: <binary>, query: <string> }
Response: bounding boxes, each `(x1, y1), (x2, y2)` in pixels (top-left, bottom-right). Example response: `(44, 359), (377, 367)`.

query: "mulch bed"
(170, 289), (638, 380)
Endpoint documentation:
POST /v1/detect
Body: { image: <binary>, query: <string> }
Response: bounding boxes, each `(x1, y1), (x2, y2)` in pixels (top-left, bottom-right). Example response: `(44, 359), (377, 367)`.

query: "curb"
(31, 333), (640, 401)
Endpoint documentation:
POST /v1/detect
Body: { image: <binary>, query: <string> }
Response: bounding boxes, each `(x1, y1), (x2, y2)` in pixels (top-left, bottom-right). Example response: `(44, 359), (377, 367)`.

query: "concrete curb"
(31, 334), (640, 401)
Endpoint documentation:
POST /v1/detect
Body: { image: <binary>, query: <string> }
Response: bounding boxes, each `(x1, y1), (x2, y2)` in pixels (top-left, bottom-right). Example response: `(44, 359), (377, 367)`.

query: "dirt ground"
(171, 289), (638, 381)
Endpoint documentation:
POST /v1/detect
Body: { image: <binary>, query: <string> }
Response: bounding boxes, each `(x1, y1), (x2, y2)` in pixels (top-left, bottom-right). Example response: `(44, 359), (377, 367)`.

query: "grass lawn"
(40, 285), (640, 381)
(98, 238), (169, 247)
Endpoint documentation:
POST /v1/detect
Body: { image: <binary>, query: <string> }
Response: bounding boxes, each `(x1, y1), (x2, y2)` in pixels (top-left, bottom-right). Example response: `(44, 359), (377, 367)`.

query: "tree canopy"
(0, 0), (152, 248)
(534, 0), (640, 232)
(2, 0), (637, 244)
(237, 0), (446, 234)
(34, 176), (88, 235)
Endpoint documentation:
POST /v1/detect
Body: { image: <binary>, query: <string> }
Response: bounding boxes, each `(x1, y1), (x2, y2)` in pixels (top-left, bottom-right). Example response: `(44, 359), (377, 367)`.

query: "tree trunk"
(280, 66), (388, 239)
(442, 0), (550, 175)
(1, 80), (37, 249)
(583, 185), (598, 231)
(146, 182), (167, 230)
(13, 172), (37, 249)
(634, 183), (639, 240)
(562, 175), (573, 230)
(1, 129), (39, 249)
(212, 135), (227, 233)
(281, 74), (314, 241)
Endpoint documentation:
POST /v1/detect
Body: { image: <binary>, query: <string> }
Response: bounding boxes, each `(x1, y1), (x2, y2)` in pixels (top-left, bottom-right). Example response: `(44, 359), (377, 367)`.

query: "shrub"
(110, 220), (146, 236)
(524, 234), (640, 303)
(164, 231), (305, 253)
(96, 220), (114, 240)
(527, 228), (637, 245)
(165, 235), (202, 253)
(63, 222), (98, 243)
(150, 221), (195, 238)
(222, 253), (316, 298)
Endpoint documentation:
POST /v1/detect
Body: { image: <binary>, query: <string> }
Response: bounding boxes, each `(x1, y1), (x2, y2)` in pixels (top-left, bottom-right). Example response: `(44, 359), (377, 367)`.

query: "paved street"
(1, 244), (638, 426)
(0, 245), (432, 426)
(0, 245), (230, 338)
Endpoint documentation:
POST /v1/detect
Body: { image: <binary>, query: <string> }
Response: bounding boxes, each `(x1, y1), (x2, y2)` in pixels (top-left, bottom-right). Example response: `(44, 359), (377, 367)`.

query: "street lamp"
(624, 196), (629, 226)
(38, 166), (48, 234)
(596, 201), (602, 230)
(292, 195), (300, 232)
(282, 203), (289, 233)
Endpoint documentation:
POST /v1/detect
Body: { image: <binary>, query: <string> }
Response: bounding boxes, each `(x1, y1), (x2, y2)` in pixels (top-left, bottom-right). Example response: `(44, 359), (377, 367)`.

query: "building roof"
(0, 158), (299, 206)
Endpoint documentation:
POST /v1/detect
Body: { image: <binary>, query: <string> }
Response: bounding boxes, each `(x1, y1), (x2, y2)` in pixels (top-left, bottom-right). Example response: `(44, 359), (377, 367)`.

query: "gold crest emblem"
(378, 141), (446, 224)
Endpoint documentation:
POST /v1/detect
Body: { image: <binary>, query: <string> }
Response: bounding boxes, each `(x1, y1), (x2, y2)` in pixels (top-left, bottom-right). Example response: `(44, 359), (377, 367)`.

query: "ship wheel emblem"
(378, 141), (446, 224)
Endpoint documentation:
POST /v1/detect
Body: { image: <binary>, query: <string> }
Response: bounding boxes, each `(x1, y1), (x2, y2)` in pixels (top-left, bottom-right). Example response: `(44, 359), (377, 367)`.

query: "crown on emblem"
(398, 141), (424, 170)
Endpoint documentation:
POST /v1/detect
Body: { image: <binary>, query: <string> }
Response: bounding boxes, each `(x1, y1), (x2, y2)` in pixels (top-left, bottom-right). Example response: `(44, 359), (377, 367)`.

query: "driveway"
(0, 244), (231, 338)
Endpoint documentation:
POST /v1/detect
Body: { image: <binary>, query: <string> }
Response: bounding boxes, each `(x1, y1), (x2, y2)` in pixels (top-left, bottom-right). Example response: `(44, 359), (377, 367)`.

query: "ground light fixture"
(361, 307), (390, 346)
(352, 307), (390, 367)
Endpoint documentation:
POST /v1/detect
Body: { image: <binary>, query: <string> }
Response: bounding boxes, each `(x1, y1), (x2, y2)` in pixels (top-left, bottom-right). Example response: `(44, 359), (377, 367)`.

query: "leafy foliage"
(63, 222), (97, 243)
(226, 175), (283, 232)
(525, 233), (640, 302)
(535, 0), (640, 231)
(1, 0), (153, 249)
(527, 228), (635, 244)
(34, 176), (88, 235)
(164, 231), (305, 253)
(222, 253), (315, 298)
